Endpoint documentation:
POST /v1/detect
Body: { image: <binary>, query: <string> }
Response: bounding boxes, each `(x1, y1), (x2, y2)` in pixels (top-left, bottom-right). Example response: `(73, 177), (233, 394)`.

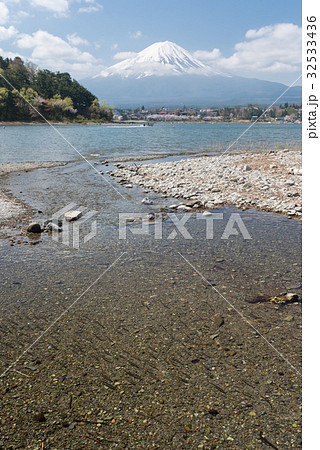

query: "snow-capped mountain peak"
(94, 41), (221, 79)
(132, 41), (207, 71)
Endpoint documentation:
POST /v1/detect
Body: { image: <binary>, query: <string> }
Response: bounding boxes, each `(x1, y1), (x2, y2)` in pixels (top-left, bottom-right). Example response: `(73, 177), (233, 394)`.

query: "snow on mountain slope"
(94, 41), (225, 79)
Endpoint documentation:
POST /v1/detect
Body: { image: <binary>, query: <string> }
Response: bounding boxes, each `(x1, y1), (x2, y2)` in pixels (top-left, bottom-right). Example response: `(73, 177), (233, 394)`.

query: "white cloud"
(194, 23), (301, 83)
(0, 47), (24, 60)
(193, 48), (221, 62)
(67, 32), (89, 46)
(17, 30), (95, 61)
(29, 0), (69, 15)
(130, 30), (142, 39)
(78, 0), (102, 13)
(113, 51), (137, 61)
(0, 2), (9, 24)
(16, 10), (32, 18)
(15, 30), (100, 77)
(0, 25), (17, 41)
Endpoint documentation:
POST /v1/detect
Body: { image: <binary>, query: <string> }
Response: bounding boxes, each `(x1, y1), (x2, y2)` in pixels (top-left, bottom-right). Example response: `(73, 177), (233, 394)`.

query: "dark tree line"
(0, 56), (113, 122)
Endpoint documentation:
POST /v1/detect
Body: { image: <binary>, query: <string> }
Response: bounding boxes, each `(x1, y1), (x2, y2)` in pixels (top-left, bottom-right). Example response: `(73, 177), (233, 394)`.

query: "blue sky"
(0, 0), (302, 84)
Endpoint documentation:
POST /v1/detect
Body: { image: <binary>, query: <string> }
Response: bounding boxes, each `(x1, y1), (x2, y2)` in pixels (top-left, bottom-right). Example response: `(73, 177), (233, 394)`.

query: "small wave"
(103, 125), (146, 129)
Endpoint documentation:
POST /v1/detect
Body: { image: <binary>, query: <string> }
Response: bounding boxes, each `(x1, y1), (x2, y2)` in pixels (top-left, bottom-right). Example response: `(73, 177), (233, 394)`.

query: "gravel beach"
(111, 149), (302, 218)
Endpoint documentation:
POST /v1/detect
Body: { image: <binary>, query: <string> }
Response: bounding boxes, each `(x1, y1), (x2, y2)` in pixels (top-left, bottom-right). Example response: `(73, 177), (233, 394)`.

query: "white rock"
(64, 210), (82, 222)
(177, 205), (192, 211)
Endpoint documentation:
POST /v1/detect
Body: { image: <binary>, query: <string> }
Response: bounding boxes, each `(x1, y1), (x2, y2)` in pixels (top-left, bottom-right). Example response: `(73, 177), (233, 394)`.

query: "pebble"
(177, 205), (192, 211)
(285, 293), (299, 302)
(214, 314), (224, 328)
(33, 413), (46, 423)
(64, 210), (82, 222)
(202, 211), (213, 216)
(26, 222), (42, 233)
(141, 197), (153, 205)
(46, 222), (62, 232)
(110, 150), (301, 218)
(284, 315), (294, 322)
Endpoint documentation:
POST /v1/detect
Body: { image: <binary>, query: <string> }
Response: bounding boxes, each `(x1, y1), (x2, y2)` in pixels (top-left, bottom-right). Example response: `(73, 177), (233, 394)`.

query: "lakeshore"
(0, 162), (67, 224)
(110, 149), (302, 218)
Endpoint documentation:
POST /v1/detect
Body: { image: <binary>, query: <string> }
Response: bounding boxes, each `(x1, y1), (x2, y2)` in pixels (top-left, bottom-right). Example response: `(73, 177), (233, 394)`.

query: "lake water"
(0, 121), (302, 447)
(0, 122), (301, 163)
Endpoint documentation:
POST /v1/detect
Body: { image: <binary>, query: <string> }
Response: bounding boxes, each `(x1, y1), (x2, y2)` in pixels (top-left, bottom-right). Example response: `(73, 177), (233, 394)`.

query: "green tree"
(12, 87), (41, 120)
(47, 94), (76, 120)
(0, 87), (10, 120)
(89, 99), (113, 122)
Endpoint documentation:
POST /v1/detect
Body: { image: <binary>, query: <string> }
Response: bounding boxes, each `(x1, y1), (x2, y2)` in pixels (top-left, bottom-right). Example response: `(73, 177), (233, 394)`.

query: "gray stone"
(244, 165), (252, 171)
(46, 222), (62, 232)
(44, 219), (62, 227)
(285, 293), (299, 302)
(141, 197), (153, 205)
(26, 222), (42, 233)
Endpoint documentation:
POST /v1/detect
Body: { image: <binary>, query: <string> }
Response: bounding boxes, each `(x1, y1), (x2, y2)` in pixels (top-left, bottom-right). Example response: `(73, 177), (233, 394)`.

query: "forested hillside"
(0, 56), (113, 122)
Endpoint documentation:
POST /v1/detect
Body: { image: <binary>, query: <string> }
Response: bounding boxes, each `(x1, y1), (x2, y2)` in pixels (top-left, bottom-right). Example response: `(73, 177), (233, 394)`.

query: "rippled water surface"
(0, 122), (301, 163)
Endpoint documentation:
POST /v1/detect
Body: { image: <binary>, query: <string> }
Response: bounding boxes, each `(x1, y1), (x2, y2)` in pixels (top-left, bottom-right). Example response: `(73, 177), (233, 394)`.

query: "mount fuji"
(82, 41), (301, 107)
(95, 41), (223, 78)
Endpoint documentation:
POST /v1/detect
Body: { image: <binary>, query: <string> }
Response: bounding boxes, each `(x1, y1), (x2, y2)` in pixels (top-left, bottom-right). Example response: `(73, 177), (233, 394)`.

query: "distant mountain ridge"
(83, 41), (301, 107)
